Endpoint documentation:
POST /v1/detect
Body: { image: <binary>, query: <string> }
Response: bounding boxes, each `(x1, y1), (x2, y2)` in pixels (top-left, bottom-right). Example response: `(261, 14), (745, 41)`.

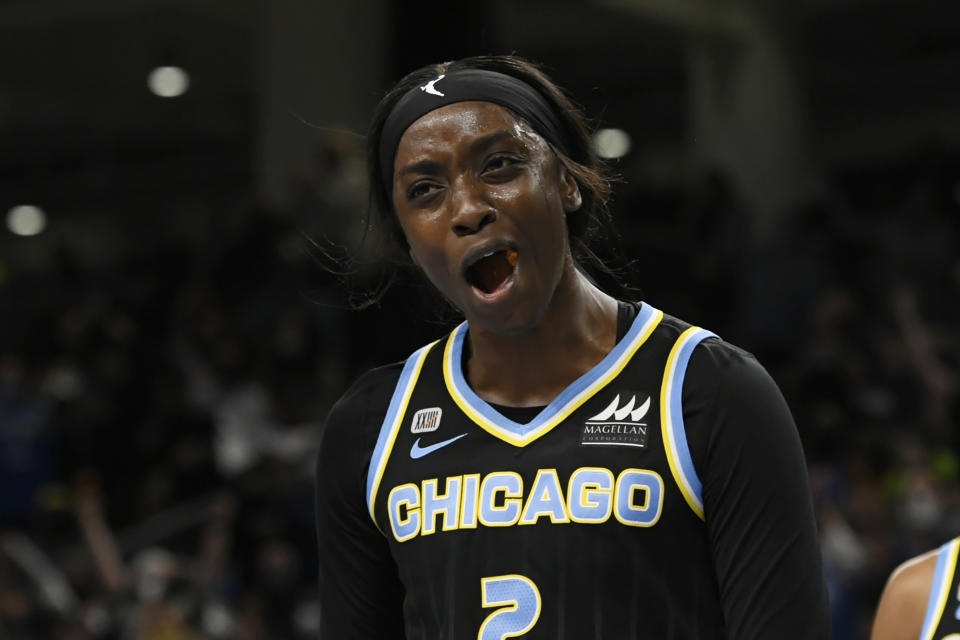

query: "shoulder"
(320, 362), (406, 450)
(315, 361), (408, 500)
(886, 547), (940, 598)
(871, 548), (940, 640)
(329, 362), (407, 419)
(656, 312), (799, 460)
(321, 331), (451, 447)
(689, 338), (769, 393)
(655, 310), (770, 397)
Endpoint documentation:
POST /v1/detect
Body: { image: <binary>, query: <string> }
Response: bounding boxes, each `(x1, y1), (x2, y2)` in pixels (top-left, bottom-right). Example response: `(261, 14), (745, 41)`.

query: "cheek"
(410, 243), (445, 277)
(541, 192), (570, 269)
(397, 213), (441, 259)
(404, 229), (459, 292)
(517, 168), (570, 265)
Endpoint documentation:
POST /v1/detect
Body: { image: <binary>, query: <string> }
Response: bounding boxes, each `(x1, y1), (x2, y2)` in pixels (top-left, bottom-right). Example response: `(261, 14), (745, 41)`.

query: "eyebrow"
(468, 130), (517, 157)
(396, 130), (520, 179)
(397, 159), (444, 180)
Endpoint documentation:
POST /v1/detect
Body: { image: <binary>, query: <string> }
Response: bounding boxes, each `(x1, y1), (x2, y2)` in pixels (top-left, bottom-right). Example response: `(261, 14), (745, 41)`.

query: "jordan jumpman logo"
(420, 74), (445, 97)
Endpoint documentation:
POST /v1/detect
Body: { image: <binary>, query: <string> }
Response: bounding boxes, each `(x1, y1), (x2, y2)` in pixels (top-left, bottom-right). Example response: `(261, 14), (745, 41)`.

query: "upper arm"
(683, 341), (831, 639)
(314, 366), (408, 639)
(871, 551), (937, 640)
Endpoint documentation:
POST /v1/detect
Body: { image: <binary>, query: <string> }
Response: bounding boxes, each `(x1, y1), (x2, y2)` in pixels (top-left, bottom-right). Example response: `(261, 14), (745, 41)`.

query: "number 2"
(478, 574), (541, 639)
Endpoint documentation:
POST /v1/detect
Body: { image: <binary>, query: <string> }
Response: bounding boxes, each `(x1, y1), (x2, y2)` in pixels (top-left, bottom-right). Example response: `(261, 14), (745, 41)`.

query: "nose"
(450, 178), (495, 237)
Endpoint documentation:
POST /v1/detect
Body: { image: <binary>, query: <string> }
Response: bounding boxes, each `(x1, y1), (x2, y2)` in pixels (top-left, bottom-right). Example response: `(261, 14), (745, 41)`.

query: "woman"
(315, 54), (830, 639)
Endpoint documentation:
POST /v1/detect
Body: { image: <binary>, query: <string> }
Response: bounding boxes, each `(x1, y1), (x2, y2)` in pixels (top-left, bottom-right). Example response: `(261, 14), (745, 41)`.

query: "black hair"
(350, 54), (627, 309)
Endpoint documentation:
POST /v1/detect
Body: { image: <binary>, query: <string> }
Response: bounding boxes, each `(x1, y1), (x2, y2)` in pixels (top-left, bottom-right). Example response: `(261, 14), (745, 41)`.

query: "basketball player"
(314, 55), (830, 638)
(872, 537), (960, 640)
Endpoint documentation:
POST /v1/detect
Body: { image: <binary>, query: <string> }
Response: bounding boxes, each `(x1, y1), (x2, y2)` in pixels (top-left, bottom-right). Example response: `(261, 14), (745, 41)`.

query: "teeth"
(471, 248), (505, 267)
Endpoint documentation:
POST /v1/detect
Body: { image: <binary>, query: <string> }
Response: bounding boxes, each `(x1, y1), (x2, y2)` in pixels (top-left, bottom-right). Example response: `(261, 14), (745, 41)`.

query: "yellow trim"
(612, 468), (664, 528)
(478, 574), (542, 639)
(368, 340), (437, 531)
(661, 327), (706, 521)
(567, 467), (615, 524)
(923, 539), (960, 640)
(387, 483), (421, 542)
(458, 473), (481, 529)
(477, 471), (524, 527)
(444, 309), (663, 447)
(420, 476), (463, 535)
(518, 468), (571, 525)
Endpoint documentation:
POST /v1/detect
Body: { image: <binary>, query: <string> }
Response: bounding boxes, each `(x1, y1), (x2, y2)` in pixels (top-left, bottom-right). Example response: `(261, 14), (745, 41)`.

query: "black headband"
(378, 68), (572, 197)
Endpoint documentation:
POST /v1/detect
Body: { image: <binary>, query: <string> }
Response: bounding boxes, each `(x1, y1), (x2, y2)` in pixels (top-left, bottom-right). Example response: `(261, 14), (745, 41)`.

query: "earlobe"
(408, 247), (420, 269)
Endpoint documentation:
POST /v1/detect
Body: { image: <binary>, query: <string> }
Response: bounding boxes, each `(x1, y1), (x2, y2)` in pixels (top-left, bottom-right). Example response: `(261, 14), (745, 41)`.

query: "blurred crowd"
(1, 148), (959, 639)
(0, 207), (335, 638)
(623, 155), (960, 638)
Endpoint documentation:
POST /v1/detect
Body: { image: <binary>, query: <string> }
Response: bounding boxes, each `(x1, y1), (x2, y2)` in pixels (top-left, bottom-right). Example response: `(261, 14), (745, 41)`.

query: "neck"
(465, 264), (619, 407)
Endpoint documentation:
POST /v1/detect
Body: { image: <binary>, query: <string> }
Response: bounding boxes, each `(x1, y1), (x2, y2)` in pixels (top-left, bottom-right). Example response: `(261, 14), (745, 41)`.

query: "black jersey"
(315, 302), (830, 639)
(920, 537), (960, 640)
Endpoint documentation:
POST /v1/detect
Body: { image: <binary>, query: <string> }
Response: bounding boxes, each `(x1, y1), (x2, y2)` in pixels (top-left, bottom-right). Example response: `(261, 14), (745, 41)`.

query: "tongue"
(467, 250), (516, 294)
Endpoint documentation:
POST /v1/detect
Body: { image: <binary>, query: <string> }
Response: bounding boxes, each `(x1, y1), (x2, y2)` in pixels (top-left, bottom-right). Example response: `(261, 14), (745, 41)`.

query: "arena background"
(1, 1), (959, 638)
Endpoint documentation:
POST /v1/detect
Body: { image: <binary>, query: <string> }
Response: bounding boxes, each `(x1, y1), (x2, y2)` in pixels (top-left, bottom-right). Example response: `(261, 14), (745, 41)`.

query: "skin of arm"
(196, 493), (236, 592)
(73, 470), (129, 593)
(871, 550), (937, 640)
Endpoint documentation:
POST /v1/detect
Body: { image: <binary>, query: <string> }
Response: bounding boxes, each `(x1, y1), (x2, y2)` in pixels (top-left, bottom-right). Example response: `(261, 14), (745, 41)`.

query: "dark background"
(1, 1), (959, 638)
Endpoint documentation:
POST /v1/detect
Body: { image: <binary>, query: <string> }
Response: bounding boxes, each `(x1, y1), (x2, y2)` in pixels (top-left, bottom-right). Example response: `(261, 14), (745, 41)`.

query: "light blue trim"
(919, 539), (957, 640)
(365, 344), (432, 514)
(447, 303), (657, 436)
(666, 328), (718, 511)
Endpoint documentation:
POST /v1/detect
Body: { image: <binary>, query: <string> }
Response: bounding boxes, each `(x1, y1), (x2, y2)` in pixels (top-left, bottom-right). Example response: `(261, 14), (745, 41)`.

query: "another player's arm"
(685, 343), (831, 639)
(315, 366), (408, 639)
(73, 469), (129, 593)
(871, 551), (937, 640)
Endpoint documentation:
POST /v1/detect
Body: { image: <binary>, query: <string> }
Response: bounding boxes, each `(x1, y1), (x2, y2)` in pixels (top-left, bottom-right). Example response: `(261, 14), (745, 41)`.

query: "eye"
(483, 154), (521, 174)
(406, 181), (441, 201)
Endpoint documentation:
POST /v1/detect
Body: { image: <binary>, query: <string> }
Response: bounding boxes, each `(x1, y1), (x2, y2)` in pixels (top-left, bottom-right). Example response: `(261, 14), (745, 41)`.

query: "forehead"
(395, 101), (543, 161)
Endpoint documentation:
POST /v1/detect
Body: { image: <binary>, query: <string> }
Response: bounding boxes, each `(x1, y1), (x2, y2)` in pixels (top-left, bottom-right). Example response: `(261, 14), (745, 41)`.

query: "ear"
(408, 246), (421, 269)
(558, 162), (582, 213)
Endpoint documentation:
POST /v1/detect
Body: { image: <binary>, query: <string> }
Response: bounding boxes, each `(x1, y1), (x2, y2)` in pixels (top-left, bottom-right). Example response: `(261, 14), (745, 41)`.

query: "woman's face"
(392, 101), (581, 335)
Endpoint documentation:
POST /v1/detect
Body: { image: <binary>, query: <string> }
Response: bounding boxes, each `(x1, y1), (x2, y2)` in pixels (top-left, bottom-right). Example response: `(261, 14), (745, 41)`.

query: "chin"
(461, 293), (549, 338)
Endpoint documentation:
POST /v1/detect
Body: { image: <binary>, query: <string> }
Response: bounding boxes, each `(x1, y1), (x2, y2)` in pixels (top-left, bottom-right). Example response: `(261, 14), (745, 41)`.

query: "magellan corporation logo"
(581, 394), (651, 448)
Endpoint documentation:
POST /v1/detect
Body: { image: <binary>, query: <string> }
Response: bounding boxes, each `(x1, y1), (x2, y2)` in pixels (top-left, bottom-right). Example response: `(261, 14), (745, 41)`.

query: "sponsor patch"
(411, 407), (442, 434)
(580, 393), (651, 448)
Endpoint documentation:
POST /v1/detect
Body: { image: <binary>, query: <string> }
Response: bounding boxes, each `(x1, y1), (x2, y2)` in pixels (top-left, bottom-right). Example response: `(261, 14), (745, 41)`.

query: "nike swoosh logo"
(410, 433), (468, 459)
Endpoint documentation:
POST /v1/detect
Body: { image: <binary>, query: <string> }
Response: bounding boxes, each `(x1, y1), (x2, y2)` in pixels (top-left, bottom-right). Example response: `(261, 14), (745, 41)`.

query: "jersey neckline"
(487, 301), (640, 425)
(441, 302), (664, 447)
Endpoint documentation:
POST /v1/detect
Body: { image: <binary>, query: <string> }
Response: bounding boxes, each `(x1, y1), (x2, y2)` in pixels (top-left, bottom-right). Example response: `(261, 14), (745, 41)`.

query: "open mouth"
(465, 248), (518, 294)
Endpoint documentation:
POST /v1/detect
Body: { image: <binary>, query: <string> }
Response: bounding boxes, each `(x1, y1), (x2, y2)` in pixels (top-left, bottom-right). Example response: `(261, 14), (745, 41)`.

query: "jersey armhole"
(919, 538), (960, 640)
(660, 327), (719, 521)
(364, 340), (438, 532)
